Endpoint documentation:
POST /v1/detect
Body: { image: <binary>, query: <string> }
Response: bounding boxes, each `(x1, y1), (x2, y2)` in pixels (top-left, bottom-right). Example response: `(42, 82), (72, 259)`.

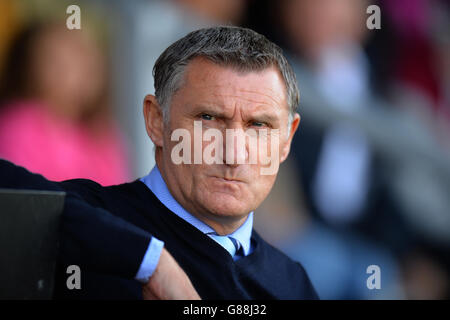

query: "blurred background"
(0, 0), (449, 299)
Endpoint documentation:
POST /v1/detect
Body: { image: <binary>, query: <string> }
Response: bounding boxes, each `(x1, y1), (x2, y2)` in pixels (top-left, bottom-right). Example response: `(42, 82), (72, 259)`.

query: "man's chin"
(202, 198), (251, 218)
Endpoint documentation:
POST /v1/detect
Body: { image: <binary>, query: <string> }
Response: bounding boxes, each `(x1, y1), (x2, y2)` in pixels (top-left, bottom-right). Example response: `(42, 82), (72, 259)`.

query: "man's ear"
(143, 94), (164, 147)
(280, 113), (300, 163)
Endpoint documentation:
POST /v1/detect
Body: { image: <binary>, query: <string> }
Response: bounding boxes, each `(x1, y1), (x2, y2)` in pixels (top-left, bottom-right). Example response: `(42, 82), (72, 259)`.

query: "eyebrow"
(193, 103), (281, 122)
(192, 104), (227, 117)
(249, 113), (280, 124)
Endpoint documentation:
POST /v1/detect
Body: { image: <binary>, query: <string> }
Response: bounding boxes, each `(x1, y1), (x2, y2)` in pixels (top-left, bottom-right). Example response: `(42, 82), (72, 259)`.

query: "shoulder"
(60, 178), (105, 198)
(252, 231), (319, 299)
(59, 179), (145, 209)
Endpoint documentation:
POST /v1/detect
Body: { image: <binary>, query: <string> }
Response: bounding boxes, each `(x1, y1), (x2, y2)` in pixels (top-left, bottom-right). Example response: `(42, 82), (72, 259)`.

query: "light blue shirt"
(135, 165), (254, 283)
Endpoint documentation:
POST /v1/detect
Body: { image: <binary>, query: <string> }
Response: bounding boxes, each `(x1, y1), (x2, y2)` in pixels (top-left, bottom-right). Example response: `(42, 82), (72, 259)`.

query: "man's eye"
(201, 114), (215, 121)
(251, 121), (266, 127)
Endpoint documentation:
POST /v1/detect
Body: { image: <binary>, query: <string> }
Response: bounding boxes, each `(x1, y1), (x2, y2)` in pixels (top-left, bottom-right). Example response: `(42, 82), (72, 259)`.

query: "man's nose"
(223, 128), (248, 166)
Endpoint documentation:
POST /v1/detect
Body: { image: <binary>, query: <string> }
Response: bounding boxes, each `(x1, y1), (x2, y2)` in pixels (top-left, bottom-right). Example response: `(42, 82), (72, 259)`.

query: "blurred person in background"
(376, 0), (450, 148)
(0, 23), (131, 185)
(279, 0), (376, 228)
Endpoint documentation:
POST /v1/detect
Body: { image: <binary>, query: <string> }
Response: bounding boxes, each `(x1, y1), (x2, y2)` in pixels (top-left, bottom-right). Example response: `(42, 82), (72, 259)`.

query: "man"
(0, 26), (317, 299)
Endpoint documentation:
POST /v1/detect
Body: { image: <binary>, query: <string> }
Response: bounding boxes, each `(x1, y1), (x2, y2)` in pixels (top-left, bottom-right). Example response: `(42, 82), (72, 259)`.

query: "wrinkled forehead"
(179, 57), (289, 111)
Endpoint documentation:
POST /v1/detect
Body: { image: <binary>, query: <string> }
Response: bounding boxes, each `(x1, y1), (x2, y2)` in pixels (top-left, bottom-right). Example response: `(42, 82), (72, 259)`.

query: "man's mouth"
(211, 176), (245, 184)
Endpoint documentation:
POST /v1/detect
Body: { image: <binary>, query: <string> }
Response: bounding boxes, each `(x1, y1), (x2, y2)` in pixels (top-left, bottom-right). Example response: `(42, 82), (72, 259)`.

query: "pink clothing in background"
(0, 100), (131, 186)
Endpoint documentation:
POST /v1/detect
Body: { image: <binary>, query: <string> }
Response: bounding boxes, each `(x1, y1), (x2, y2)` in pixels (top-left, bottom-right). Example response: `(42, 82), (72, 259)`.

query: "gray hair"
(153, 26), (299, 127)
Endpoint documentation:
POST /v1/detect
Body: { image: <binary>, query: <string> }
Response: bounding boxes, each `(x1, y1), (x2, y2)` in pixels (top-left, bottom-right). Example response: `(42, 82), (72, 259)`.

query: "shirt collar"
(140, 165), (253, 255)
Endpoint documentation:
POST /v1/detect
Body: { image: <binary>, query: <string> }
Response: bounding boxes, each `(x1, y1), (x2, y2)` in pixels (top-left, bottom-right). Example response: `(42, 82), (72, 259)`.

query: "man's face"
(144, 57), (300, 233)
